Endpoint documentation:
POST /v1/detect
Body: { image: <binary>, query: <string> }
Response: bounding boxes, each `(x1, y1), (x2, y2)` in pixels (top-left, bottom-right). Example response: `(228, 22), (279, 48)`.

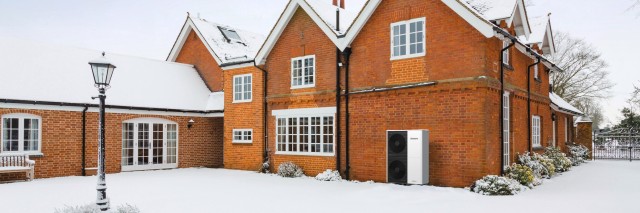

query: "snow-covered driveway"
(1, 161), (638, 213)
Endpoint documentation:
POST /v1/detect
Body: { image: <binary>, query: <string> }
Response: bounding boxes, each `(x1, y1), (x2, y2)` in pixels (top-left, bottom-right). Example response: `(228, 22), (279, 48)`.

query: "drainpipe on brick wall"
(336, 47), (342, 175)
(254, 62), (270, 169)
(82, 106), (88, 176)
(527, 57), (541, 153)
(342, 47), (352, 180)
(500, 39), (515, 175)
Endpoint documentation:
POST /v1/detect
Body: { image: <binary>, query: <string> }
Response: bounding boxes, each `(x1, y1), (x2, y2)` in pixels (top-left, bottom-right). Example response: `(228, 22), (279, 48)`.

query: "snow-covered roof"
(255, 0), (379, 64)
(304, 0), (360, 35)
(167, 13), (266, 66)
(0, 38), (223, 113)
(464, 0), (517, 21)
(523, 16), (547, 44)
(550, 92), (583, 116)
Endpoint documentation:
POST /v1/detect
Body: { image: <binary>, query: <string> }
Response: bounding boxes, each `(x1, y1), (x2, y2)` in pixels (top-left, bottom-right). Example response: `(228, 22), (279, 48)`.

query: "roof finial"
(101, 51), (105, 57)
(547, 12), (552, 17)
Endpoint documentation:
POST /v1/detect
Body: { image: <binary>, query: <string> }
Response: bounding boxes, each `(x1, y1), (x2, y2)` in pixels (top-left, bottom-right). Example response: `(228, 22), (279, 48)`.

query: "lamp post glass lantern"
(88, 52), (116, 211)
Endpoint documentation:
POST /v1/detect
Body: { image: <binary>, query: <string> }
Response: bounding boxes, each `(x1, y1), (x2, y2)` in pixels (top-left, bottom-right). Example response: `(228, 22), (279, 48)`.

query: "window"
(391, 17), (426, 60)
(564, 117), (569, 143)
(121, 118), (178, 171)
(1, 114), (41, 154)
(291, 55), (315, 89)
(273, 108), (335, 156)
(218, 26), (243, 44)
(532, 116), (541, 147)
(503, 92), (510, 169)
(503, 40), (510, 65)
(233, 74), (252, 103)
(232, 129), (253, 143)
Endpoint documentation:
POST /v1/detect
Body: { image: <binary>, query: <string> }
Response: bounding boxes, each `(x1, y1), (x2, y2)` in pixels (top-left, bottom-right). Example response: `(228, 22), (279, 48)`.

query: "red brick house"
(0, 0), (588, 187)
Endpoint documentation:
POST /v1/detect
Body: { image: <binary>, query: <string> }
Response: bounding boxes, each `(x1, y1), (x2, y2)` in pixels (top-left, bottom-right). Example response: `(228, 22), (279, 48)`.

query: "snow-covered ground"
(1, 160), (638, 213)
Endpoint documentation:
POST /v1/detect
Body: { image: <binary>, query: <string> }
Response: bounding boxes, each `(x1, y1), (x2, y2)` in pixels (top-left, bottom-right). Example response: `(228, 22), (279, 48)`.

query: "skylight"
(218, 26), (243, 44)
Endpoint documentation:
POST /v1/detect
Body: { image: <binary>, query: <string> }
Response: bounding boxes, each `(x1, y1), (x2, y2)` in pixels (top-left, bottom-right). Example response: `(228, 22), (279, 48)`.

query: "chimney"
(332, 0), (345, 9)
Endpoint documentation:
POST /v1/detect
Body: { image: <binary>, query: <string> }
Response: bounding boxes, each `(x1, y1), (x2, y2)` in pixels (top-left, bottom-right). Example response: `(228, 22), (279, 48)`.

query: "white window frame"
(121, 118), (179, 172)
(232, 129), (253, 144)
(273, 107), (336, 156)
(233, 74), (252, 103)
(290, 55), (316, 89)
(503, 40), (510, 66)
(532, 116), (541, 148)
(390, 17), (426, 60)
(503, 92), (510, 169)
(1, 113), (42, 155)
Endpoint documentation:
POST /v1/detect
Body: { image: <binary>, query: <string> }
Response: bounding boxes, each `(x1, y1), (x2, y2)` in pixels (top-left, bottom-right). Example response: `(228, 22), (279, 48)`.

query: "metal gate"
(593, 128), (640, 161)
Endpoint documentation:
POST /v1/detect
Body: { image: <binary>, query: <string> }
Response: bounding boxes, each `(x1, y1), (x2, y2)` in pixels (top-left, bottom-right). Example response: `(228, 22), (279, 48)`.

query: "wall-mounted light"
(552, 113), (557, 121)
(187, 119), (195, 129)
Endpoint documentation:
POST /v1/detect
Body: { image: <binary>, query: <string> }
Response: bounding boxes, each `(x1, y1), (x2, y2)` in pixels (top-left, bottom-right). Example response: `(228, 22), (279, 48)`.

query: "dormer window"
(218, 26), (243, 44)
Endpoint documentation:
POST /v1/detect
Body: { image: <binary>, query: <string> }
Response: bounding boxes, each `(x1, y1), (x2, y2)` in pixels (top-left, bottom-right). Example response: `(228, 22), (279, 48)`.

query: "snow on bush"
(568, 144), (590, 166)
(518, 152), (555, 179)
(315, 170), (343, 181)
(54, 203), (140, 213)
(544, 146), (572, 172)
(505, 163), (535, 188)
(470, 175), (525, 195)
(259, 158), (270, 173)
(277, 162), (304, 178)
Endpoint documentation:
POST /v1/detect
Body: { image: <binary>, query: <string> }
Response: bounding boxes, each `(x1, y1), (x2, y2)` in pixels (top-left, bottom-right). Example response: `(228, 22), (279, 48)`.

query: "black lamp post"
(89, 52), (116, 211)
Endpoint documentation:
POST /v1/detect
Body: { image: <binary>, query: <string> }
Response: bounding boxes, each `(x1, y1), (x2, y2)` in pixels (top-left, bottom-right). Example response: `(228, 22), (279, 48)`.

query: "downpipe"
(82, 106), (88, 176)
(254, 62), (270, 171)
(500, 39), (515, 175)
(342, 48), (352, 180)
(527, 58), (541, 153)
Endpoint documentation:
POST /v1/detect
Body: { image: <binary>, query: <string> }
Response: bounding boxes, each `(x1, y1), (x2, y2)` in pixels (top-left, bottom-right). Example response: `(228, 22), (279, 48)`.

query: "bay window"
(273, 107), (335, 156)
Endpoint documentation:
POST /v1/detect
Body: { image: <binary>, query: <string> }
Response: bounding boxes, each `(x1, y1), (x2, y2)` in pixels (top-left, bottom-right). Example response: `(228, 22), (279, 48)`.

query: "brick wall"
(0, 108), (223, 181)
(223, 66), (265, 171)
(175, 30), (224, 92)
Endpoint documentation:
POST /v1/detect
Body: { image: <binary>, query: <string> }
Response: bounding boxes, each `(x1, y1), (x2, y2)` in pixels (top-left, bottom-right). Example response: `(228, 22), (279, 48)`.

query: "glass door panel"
(137, 123), (150, 165)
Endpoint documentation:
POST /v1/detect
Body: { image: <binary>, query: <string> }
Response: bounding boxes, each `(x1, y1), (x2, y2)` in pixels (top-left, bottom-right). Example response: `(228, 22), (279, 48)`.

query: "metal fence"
(593, 128), (640, 161)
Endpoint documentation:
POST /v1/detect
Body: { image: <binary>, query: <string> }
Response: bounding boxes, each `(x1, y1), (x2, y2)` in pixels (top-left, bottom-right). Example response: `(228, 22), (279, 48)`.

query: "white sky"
(0, 0), (637, 126)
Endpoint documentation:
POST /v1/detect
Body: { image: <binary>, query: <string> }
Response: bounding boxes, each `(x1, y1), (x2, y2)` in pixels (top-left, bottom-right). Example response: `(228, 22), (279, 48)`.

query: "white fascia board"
(441, 0), (496, 38)
(272, 107), (336, 117)
(255, 0), (344, 65)
(0, 103), (223, 118)
(255, 1), (299, 65)
(516, 0), (531, 39)
(544, 21), (556, 55)
(338, 0), (382, 50)
(167, 18), (224, 66)
(221, 62), (255, 71)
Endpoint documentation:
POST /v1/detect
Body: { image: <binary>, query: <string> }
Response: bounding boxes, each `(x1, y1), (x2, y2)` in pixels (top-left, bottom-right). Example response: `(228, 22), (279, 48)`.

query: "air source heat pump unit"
(387, 130), (429, 185)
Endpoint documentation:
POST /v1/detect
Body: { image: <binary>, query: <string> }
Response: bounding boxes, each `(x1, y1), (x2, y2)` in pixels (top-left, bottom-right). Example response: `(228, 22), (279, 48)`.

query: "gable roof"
(167, 13), (266, 66)
(0, 38), (223, 113)
(255, 0), (380, 65)
(521, 15), (556, 55)
(550, 92), (583, 116)
(463, 0), (531, 38)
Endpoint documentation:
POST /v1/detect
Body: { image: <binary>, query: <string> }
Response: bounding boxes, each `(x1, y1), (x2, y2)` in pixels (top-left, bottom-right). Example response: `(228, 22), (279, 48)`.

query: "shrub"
(277, 162), (304, 178)
(568, 144), (590, 166)
(505, 163), (535, 188)
(470, 175), (525, 195)
(544, 146), (572, 172)
(518, 152), (555, 179)
(315, 170), (343, 181)
(55, 204), (140, 213)
(533, 153), (556, 178)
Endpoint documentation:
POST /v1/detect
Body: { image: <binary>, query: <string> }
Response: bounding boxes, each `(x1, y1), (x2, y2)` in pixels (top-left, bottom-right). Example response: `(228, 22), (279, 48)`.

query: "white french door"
(121, 119), (178, 171)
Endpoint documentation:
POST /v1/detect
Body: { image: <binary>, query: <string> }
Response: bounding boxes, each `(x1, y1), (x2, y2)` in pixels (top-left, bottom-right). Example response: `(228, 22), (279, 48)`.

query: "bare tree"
(573, 98), (604, 131)
(550, 32), (615, 103)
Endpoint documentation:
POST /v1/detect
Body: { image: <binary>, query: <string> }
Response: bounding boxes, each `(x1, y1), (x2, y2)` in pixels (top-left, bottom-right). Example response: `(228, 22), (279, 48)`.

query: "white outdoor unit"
(387, 130), (429, 185)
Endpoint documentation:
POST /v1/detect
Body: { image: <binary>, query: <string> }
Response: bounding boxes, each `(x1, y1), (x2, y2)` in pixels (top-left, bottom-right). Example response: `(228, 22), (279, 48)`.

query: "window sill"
(534, 78), (542, 83)
(0, 152), (44, 158)
(232, 100), (252, 104)
(275, 151), (335, 157)
(532, 146), (544, 151)
(502, 64), (514, 71)
(232, 141), (253, 144)
(291, 85), (315, 90)
(390, 53), (425, 61)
